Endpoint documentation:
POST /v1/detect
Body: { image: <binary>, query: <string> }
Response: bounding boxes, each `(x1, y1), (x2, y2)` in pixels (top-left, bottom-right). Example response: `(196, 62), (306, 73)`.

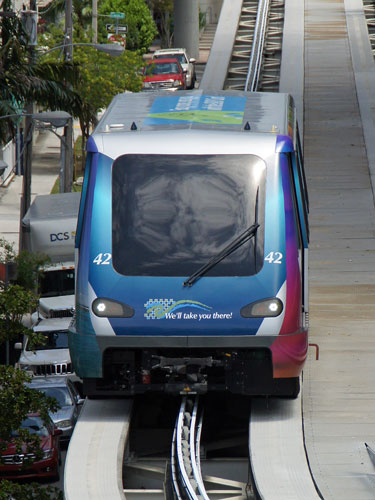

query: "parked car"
(142, 57), (186, 91)
(15, 317), (74, 377)
(27, 376), (84, 442)
(153, 48), (196, 89)
(0, 413), (62, 481)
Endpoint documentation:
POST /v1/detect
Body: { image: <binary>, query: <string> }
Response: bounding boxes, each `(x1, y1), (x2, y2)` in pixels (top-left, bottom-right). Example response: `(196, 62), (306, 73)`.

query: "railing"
(245, 0), (271, 91)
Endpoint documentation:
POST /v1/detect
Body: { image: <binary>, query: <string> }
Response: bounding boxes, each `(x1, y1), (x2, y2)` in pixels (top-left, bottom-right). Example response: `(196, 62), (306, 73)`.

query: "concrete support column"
(174, 0), (199, 60)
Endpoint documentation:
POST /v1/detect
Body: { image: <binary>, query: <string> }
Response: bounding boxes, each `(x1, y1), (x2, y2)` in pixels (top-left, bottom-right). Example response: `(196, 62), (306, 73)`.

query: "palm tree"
(0, 0), (83, 145)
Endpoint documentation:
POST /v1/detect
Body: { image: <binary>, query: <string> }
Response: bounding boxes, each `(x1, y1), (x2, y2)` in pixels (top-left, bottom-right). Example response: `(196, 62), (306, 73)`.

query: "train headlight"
(240, 298), (283, 318)
(92, 298), (134, 318)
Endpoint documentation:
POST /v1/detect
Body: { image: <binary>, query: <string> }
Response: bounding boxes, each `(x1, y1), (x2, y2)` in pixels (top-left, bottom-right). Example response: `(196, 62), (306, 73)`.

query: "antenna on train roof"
(131, 122), (137, 131)
(244, 122), (251, 130)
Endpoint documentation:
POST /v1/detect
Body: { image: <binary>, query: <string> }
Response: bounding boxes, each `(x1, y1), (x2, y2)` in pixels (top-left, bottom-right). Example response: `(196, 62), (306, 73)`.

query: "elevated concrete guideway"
(7, 1), (374, 498)
(199, 0), (243, 90)
(173, 0), (223, 62)
(303, 0), (375, 497)
(64, 399), (132, 500)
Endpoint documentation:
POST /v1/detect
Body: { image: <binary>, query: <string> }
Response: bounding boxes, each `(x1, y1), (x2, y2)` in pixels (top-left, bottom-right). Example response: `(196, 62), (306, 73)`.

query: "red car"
(0, 413), (62, 481)
(142, 57), (187, 91)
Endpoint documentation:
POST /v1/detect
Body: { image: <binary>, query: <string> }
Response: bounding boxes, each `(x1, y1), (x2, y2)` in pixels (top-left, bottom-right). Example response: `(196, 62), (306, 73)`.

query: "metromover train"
(69, 90), (309, 398)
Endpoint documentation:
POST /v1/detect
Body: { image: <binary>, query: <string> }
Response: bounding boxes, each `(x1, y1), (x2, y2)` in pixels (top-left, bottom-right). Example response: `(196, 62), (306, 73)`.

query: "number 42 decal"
(265, 252), (283, 264)
(93, 253), (112, 265)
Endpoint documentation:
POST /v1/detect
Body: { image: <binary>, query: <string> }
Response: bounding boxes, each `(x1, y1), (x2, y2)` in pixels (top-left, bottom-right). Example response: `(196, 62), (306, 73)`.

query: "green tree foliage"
(38, 4), (147, 171)
(0, 0), (83, 146)
(0, 239), (52, 358)
(0, 239), (60, 499)
(70, 44), (143, 132)
(146, 0), (174, 47)
(0, 366), (59, 446)
(0, 480), (63, 500)
(0, 284), (37, 344)
(0, 238), (47, 344)
(98, 0), (157, 52)
(15, 250), (50, 293)
(0, 237), (50, 293)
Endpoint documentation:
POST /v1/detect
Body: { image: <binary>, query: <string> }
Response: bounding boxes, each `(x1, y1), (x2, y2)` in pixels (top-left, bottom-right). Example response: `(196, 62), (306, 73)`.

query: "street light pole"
(92, 0), (98, 43)
(20, 0), (38, 251)
(42, 43), (125, 56)
(63, 113), (73, 193)
(21, 112), (34, 223)
(64, 0), (73, 63)
(64, 0), (74, 193)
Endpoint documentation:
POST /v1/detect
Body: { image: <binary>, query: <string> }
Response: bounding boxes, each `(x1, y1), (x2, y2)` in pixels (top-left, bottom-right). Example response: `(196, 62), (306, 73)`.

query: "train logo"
(144, 298), (212, 320)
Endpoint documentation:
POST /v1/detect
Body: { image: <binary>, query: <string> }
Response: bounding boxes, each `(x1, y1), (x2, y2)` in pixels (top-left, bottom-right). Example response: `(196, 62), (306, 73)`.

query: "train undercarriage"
(83, 347), (300, 398)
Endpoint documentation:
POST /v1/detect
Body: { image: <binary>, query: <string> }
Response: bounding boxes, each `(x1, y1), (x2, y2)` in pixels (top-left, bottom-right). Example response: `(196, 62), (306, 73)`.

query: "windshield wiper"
(183, 188), (260, 287)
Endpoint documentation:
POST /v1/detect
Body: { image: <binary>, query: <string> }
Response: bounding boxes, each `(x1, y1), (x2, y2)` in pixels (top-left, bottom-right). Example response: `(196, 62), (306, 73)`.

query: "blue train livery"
(69, 90), (309, 397)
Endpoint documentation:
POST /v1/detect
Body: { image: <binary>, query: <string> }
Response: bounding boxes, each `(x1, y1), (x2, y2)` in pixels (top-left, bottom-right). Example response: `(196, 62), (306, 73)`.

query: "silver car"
(153, 48), (196, 89)
(27, 376), (84, 442)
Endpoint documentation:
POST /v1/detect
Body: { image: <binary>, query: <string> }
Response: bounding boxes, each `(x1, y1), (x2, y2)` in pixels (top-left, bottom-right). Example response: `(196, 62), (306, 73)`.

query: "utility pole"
(64, 0), (73, 62)
(20, 0), (38, 251)
(92, 0), (98, 43)
(21, 111), (33, 223)
(64, 0), (74, 192)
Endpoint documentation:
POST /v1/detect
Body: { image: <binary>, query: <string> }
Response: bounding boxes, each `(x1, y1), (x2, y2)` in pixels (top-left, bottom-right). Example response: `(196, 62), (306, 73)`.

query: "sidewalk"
(0, 130), (61, 253)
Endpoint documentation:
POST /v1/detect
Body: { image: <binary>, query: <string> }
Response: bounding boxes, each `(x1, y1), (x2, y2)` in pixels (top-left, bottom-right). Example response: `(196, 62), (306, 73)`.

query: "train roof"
(91, 90), (295, 138)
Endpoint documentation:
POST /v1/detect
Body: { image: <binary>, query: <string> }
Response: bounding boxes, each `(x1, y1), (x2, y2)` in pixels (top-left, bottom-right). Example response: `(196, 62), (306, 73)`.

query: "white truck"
(22, 192), (81, 318)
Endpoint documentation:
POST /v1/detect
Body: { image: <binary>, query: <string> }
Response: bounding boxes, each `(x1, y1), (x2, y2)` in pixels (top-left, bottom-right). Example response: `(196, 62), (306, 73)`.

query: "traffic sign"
(106, 24), (127, 33)
(107, 33), (126, 48)
(110, 12), (125, 19)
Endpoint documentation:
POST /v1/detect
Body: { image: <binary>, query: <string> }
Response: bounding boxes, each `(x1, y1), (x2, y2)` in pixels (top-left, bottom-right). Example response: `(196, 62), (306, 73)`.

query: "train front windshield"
(112, 154), (266, 277)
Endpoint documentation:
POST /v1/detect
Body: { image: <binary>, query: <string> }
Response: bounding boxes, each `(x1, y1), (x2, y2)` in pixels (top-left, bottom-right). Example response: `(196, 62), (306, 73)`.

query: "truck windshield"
(39, 269), (74, 297)
(112, 154), (266, 277)
(26, 331), (69, 351)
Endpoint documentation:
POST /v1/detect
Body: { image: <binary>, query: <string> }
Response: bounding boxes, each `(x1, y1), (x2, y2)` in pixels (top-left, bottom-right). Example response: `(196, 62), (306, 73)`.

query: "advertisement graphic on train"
(144, 94), (246, 126)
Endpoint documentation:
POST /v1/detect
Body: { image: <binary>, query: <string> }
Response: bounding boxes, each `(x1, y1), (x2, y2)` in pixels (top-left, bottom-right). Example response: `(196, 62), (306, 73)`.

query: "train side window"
(291, 132), (309, 244)
(294, 154), (309, 243)
(287, 156), (303, 250)
(75, 152), (93, 248)
(296, 128), (309, 214)
(288, 153), (309, 314)
(288, 154), (308, 315)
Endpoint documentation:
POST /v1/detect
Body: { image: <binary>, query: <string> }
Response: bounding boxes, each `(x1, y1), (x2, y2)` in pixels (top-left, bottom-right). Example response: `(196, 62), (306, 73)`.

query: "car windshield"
(11, 416), (49, 437)
(39, 387), (73, 407)
(112, 154), (266, 277)
(155, 53), (187, 64)
(26, 330), (69, 351)
(145, 62), (180, 75)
